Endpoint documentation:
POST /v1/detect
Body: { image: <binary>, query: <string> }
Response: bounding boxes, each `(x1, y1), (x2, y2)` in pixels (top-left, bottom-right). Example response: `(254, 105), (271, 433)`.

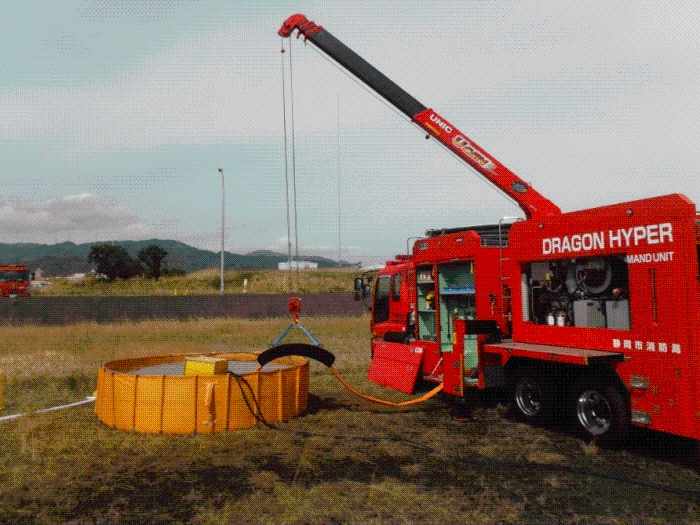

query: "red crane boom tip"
(279, 14), (308, 37)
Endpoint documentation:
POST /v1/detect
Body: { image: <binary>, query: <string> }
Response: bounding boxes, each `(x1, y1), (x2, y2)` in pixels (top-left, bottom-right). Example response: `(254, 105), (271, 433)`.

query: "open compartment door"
(367, 341), (423, 394)
(442, 317), (465, 396)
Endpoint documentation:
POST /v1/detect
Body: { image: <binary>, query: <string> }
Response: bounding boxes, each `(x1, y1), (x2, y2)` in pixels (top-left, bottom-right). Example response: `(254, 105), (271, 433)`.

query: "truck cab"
(0, 264), (31, 297)
(355, 256), (414, 345)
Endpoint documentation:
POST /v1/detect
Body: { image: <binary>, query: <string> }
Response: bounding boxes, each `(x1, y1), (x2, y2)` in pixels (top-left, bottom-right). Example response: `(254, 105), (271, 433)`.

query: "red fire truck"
(0, 264), (31, 297)
(280, 15), (700, 444)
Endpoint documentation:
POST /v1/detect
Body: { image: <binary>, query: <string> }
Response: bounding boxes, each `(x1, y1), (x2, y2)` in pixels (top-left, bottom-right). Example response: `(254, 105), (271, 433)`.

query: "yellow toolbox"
(184, 356), (228, 376)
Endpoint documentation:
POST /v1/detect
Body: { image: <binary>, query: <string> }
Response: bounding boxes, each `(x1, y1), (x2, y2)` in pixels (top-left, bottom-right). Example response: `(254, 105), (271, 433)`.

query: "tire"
(508, 366), (555, 424)
(572, 377), (628, 445)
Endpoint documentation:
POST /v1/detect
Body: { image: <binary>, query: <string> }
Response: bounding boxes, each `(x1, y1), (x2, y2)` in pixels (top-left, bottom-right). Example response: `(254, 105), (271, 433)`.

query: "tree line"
(87, 244), (179, 282)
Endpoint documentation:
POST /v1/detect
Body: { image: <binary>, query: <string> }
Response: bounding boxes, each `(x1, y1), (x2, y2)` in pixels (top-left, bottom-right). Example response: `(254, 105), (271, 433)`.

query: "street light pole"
(218, 168), (225, 296)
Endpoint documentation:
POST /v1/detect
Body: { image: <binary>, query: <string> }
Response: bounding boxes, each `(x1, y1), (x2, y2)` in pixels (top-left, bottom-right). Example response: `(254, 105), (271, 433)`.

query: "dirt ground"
(2, 383), (700, 524)
(0, 317), (699, 524)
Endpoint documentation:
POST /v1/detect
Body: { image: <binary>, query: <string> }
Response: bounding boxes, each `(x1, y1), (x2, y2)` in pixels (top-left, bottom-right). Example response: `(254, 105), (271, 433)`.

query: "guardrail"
(0, 294), (366, 325)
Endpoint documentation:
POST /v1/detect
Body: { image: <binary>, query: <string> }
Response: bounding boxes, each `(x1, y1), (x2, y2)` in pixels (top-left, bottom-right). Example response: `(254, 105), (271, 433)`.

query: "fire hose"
(257, 343), (444, 407)
(263, 297), (444, 407)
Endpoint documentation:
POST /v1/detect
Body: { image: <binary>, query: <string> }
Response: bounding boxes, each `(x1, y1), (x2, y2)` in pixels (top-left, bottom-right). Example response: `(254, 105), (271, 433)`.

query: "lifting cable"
(280, 38), (294, 293)
(280, 36), (300, 291)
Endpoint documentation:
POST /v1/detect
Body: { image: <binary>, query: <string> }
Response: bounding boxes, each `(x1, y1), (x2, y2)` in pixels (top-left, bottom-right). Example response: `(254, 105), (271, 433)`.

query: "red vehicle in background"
(0, 264), (31, 297)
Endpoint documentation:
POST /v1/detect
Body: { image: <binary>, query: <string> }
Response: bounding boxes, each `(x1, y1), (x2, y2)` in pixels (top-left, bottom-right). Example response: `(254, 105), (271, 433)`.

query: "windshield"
(0, 271), (29, 282)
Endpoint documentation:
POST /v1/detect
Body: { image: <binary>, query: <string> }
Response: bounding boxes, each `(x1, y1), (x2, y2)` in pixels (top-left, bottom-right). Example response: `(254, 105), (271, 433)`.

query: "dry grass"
(0, 316), (700, 524)
(33, 267), (359, 296)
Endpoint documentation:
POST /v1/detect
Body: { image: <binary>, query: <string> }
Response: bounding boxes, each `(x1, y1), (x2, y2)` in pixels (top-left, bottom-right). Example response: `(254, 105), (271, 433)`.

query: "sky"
(1, 1), (698, 266)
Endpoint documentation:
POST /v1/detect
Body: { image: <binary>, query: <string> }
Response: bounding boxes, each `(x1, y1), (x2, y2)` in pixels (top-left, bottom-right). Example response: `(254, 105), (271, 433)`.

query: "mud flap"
(367, 341), (423, 394)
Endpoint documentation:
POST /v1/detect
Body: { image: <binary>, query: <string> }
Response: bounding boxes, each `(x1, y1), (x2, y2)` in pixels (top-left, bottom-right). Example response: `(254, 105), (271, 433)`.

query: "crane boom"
(279, 14), (561, 220)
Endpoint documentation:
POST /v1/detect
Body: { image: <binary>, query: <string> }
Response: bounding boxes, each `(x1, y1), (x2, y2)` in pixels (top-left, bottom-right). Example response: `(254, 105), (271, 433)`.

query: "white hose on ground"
(0, 396), (96, 422)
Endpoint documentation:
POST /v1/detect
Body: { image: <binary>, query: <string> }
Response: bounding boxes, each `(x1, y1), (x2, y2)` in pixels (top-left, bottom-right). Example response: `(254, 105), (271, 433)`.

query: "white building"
(278, 261), (318, 271)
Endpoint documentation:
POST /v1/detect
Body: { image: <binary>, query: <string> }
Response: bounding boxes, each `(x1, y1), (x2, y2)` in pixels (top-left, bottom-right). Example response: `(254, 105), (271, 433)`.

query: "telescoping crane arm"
(279, 14), (561, 221)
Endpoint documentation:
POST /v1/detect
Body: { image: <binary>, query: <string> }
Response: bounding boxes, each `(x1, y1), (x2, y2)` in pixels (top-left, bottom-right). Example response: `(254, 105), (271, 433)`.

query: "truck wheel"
(572, 378), (628, 445)
(509, 367), (554, 424)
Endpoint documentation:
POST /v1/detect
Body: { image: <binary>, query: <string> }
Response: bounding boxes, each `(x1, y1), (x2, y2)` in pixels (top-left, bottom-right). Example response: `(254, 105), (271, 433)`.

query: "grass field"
(32, 268), (360, 296)
(1, 316), (700, 524)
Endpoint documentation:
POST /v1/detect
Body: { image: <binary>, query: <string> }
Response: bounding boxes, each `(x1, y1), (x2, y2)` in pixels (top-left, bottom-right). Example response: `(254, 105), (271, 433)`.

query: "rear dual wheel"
(572, 377), (628, 445)
(509, 365), (629, 445)
(509, 367), (556, 424)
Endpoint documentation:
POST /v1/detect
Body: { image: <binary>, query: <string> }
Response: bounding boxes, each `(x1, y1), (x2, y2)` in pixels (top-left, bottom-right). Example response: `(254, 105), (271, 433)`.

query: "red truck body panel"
(504, 193), (700, 438)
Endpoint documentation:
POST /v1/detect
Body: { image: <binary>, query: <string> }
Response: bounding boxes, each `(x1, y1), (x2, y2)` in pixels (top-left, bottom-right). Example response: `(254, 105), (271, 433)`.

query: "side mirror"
(353, 277), (364, 292)
(353, 275), (374, 312)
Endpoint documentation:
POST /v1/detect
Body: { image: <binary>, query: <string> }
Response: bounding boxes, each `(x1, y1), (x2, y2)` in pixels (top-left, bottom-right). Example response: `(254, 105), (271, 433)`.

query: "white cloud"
(1, 2), (699, 263)
(0, 194), (154, 244)
(266, 235), (366, 263)
(2, 2), (698, 158)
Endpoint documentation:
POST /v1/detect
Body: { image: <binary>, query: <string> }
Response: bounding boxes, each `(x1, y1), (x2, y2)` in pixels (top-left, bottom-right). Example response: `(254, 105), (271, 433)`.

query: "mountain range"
(0, 240), (349, 277)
